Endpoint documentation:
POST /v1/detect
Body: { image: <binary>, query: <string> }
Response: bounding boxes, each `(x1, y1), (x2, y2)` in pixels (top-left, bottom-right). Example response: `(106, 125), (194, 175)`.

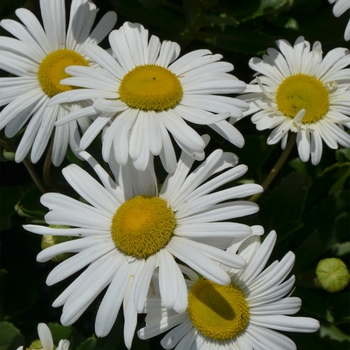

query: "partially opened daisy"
(17, 323), (69, 350)
(238, 36), (350, 165)
(24, 140), (263, 348)
(138, 231), (320, 350)
(0, 0), (117, 165)
(328, 0), (350, 41)
(50, 21), (248, 172)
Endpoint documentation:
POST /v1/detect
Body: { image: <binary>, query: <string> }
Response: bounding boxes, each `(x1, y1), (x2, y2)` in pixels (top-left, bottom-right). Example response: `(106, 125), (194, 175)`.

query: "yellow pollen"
(276, 74), (329, 124)
(188, 279), (250, 341)
(110, 196), (176, 259)
(118, 64), (183, 111)
(38, 49), (88, 97)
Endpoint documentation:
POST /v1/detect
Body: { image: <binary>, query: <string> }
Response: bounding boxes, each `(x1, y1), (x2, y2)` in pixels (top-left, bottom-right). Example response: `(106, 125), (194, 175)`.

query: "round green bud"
(29, 339), (42, 349)
(316, 258), (349, 293)
(3, 149), (16, 161)
(42, 228), (73, 262)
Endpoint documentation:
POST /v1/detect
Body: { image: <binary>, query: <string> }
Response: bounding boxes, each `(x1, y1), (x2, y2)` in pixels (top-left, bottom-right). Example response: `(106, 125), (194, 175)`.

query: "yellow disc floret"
(38, 49), (89, 97)
(188, 278), (250, 341)
(119, 64), (183, 111)
(276, 74), (329, 124)
(111, 196), (175, 259)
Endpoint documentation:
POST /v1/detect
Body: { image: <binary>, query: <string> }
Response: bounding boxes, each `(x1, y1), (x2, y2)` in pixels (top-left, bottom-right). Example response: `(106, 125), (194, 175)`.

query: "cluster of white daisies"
(1, 0), (349, 349)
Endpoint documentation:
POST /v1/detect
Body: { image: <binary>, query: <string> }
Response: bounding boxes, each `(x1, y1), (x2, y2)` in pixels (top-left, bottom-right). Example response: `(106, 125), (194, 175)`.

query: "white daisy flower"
(138, 231), (320, 350)
(0, 0), (117, 166)
(329, 0), (350, 41)
(238, 36), (350, 165)
(49, 21), (249, 173)
(24, 140), (263, 348)
(17, 323), (70, 350)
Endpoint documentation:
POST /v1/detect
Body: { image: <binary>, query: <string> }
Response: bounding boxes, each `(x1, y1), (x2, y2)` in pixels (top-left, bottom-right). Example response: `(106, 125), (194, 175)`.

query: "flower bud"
(42, 228), (73, 262)
(29, 339), (42, 349)
(3, 149), (16, 161)
(316, 258), (349, 293)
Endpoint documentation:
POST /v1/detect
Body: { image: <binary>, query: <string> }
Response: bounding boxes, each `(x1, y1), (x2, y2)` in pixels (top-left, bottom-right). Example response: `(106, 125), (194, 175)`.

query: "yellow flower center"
(110, 196), (176, 259)
(188, 278), (250, 341)
(118, 64), (183, 111)
(276, 74), (329, 124)
(38, 49), (89, 97)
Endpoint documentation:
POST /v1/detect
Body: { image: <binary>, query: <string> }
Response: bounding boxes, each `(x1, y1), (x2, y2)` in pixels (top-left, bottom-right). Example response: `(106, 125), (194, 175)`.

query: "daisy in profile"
(24, 140), (263, 348)
(50, 21), (248, 172)
(17, 323), (69, 350)
(138, 231), (320, 350)
(328, 0), (350, 41)
(0, 0), (117, 166)
(238, 36), (350, 165)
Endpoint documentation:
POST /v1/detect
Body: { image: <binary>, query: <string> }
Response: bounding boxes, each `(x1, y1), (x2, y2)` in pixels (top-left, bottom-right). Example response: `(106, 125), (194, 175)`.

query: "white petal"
(62, 164), (118, 213)
(177, 201), (260, 224)
(82, 42), (125, 79)
(60, 252), (119, 324)
(251, 297), (301, 316)
(134, 255), (157, 312)
(209, 119), (245, 148)
(157, 116), (178, 173)
(15, 8), (51, 54)
(296, 129), (310, 162)
(37, 323), (53, 350)
(246, 324), (296, 350)
(160, 319), (193, 349)
(0, 89), (43, 130)
(30, 104), (58, 163)
(250, 315), (320, 333)
(138, 314), (187, 339)
(66, 0), (97, 50)
(46, 242), (114, 285)
(240, 231), (277, 285)
(156, 40), (181, 67)
(95, 257), (130, 337)
(37, 236), (107, 262)
(40, 0), (65, 50)
(157, 249), (183, 310)
(86, 11), (118, 45)
(167, 238), (231, 285)
(79, 114), (112, 149)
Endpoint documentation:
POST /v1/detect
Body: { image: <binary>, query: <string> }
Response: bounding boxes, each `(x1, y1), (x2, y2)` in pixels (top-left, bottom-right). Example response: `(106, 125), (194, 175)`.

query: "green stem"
(0, 138), (48, 194)
(250, 133), (297, 202)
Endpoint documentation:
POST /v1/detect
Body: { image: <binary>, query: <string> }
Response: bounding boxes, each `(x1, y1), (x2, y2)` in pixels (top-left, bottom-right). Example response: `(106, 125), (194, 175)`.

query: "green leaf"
(0, 322), (25, 350)
(258, 172), (311, 238)
(294, 230), (322, 274)
(329, 163), (350, 194)
(320, 324), (350, 343)
(336, 148), (350, 162)
(295, 287), (332, 322)
(325, 292), (350, 325)
(248, 0), (291, 19)
(183, 0), (204, 28)
(304, 191), (349, 250)
(47, 323), (73, 345)
(14, 186), (46, 220)
(233, 135), (274, 177)
(199, 25), (275, 55)
(137, 0), (162, 10)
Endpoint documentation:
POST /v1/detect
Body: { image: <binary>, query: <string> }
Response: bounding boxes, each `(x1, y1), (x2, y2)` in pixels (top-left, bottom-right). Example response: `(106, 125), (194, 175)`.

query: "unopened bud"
(29, 339), (42, 349)
(42, 229), (73, 262)
(3, 149), (16, 161)
(316, 258), (349, 293)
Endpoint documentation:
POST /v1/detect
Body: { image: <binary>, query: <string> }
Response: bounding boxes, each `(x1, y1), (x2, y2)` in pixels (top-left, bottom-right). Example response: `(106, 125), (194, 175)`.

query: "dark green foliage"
(0, 0), (349, 349)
